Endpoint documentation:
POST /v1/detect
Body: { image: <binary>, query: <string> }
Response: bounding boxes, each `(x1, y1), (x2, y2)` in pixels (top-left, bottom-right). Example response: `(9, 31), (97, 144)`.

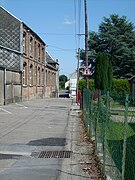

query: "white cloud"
(63, 17), (75, 25)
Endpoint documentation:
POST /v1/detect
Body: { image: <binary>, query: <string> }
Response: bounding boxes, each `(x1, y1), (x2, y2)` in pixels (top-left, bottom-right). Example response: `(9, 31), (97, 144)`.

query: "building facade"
(0, 6), (59, 105)
(0, 6), (22, 105)
(22, 24), (46, 100)
(45, 52), (59, 97)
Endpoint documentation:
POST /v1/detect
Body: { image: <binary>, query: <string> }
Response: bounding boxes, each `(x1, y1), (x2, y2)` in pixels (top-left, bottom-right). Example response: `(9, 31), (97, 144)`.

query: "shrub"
(78, 79), (86, 91)
(112, 79), (130, 94)
(78, 79), (95, 91)
(78, 79), (130, 94)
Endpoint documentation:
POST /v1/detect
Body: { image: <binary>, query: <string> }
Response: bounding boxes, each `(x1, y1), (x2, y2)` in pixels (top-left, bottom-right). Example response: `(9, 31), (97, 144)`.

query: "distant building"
(45, 52), (59, 97)
(69, 71), (77, 97)
(65, 80), (69, 89)
(0, 6), (59, 105)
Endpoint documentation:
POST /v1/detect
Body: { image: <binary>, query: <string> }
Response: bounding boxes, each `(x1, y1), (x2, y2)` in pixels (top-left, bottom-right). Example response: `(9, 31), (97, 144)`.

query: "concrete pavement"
(59, 101), (102, 180)
(0, 98), (101, 180)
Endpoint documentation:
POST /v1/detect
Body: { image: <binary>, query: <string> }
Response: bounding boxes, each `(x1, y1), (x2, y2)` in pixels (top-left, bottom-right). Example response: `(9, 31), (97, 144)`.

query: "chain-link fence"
(82, 89), (135, 180)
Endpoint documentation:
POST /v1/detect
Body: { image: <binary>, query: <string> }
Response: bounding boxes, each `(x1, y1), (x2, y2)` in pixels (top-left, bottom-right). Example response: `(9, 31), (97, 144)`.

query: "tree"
(59, 75), (68, 90)
(94, 53), (113, 90)
(80, 14), (135, 78)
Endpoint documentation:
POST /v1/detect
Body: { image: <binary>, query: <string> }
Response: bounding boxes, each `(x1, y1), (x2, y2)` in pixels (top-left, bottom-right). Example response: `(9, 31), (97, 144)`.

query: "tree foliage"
(94, 53), (113, 90)
(59, 74), (68, 89)
(80, 14), (135, 78)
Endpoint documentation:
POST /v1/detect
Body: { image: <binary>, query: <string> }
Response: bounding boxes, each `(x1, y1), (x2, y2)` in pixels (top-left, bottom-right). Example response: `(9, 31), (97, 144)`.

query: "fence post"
(95, 89), (101, 149)
(102, 91), (109, 177)
(89, 91), (94, 137)
(122, 94), (129, 180)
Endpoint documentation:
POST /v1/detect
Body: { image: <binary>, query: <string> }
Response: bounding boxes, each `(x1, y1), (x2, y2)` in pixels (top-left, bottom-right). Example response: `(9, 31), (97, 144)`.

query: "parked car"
(59, 90), (70, 98)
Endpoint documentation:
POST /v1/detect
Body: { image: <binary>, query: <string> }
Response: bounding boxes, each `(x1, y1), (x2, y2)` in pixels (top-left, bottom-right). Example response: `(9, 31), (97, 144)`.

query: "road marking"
(15, 103), (28, 109)
(0, 108), (12, 114)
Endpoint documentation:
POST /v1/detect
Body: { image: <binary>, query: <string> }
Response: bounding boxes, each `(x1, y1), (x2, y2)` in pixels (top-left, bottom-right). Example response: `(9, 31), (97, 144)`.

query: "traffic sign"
(82, 67), (92, 76)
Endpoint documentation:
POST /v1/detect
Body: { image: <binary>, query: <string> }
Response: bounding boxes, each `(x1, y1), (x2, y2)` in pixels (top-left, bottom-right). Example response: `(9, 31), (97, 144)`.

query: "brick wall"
(22, 25), (46, 100)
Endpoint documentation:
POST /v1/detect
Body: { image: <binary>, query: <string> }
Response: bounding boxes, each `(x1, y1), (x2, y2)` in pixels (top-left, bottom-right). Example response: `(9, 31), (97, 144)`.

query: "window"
(34, 66), (37, 85)
(37, 67), (40, 86)
(42, 47), (44, 63)
(23, 62), (27, 85)
(41, 68), (44, 86)
(34, 41), (37, 59)
(46, 70), (47, 86)
(48, 71), (50, 86)
(30, 36), (33, 57)
(23, 32), (26, 54)
(29, 64), (33, 85)
(38, 43), (40, 61)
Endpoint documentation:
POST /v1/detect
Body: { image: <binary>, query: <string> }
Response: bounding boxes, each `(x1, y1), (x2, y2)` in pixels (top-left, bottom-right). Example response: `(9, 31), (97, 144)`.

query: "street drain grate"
(31, 151), (72, 158)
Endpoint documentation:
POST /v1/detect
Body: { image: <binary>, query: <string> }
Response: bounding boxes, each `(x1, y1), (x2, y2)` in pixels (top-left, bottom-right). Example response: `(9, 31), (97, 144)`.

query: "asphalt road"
(0, 98), (72, 180)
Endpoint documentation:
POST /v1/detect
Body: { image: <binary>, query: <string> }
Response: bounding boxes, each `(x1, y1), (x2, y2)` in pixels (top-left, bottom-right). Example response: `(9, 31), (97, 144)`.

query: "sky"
(0, 0), (135, 78)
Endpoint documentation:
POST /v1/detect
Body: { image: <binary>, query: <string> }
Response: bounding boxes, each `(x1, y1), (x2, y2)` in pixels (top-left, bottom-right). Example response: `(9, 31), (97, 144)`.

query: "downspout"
(43, 47), (46, 98)
(20, 22), (23, 101)
(56, 60), (59, 98)
(4, 67), (6, 105)
(44, 49), (47, 97)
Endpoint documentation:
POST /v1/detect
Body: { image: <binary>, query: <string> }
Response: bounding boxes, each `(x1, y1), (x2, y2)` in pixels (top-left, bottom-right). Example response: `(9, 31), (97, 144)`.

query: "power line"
(38, 33), (75, 36)
(47, 44), (76, 52)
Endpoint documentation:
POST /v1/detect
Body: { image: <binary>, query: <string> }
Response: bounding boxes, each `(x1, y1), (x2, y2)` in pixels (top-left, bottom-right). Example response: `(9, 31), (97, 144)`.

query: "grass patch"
(97, 119), (135, 179)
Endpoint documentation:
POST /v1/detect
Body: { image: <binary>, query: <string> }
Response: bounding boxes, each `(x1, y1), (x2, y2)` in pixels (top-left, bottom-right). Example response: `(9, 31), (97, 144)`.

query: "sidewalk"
(59, 101), (102, 180)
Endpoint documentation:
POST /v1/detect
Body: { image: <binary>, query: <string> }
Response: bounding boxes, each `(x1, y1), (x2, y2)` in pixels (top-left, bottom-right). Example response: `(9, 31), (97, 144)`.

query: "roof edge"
(0, 6), (22, 23)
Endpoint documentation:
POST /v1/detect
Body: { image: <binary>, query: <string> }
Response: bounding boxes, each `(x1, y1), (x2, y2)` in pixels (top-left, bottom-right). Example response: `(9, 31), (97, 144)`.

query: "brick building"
(0, 6), (59, 105)
(45, 52), (59, 97)
(22, 23), (46, 100)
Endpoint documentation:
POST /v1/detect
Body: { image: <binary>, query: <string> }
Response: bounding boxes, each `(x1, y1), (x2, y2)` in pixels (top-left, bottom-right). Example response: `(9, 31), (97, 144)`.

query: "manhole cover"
(31, 151), (72, 158)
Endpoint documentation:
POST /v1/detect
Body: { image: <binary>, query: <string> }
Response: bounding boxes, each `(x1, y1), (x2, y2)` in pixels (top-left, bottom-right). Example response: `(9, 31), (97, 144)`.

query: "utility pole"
(76, 47), (80, 103)
(84, 0), (89, 89)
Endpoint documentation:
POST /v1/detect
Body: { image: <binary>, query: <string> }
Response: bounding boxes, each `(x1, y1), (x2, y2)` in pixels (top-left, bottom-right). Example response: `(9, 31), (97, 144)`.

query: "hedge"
(78, 79), (130, 94)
